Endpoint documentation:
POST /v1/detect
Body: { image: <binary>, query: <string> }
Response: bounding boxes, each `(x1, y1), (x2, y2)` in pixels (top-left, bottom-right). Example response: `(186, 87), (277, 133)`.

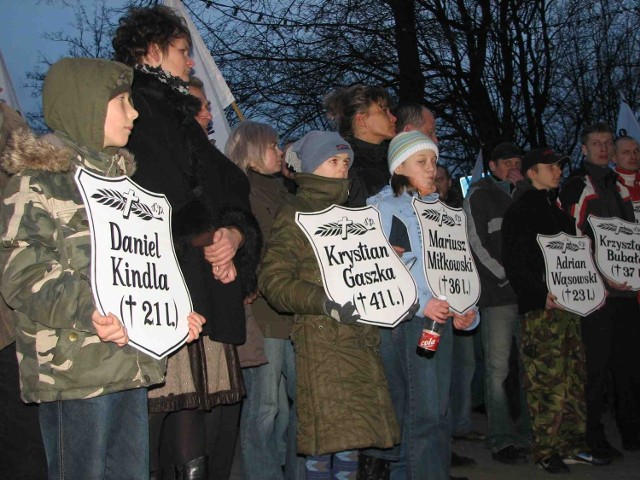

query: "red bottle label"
(418, 329), (440, 352)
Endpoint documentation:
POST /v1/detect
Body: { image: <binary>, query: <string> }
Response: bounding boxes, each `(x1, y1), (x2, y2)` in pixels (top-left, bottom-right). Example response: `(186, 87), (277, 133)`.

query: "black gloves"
(323, 299), (361, 325)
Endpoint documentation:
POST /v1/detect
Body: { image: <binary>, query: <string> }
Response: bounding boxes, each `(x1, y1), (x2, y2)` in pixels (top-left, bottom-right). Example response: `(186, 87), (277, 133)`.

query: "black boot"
(174, 456), (208, 480)
(357, 453), (390, 480)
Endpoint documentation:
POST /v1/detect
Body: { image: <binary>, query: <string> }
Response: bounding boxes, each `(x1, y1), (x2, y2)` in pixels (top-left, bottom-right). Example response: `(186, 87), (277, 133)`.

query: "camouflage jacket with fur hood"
(0, 58), (165, 403)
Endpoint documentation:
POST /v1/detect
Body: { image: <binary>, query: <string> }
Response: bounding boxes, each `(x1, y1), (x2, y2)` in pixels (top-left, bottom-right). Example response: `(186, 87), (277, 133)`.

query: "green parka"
(258, 173), (400, 455)
(0, 58), (165, 403)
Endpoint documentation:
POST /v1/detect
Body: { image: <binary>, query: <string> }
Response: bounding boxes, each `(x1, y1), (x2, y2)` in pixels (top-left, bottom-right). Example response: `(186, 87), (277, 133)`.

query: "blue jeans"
(39, 388), (148, 479)
(481, 304), (531, 452)
(240, 338), (304, 480)
(368, 316), (452, 480)
(451, 329), (476, 436)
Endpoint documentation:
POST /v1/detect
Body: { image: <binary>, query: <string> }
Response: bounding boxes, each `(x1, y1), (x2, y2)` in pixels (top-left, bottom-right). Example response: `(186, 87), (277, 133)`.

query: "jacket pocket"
(54, 207), (90, 272)
(50, 329), (86, 372)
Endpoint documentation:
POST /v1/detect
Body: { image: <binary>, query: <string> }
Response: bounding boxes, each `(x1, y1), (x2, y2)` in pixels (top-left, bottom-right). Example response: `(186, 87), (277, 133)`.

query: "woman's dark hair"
(323, 85), (394, 137)
(391, 172), (414, 197)
(112, 5), (191, 67)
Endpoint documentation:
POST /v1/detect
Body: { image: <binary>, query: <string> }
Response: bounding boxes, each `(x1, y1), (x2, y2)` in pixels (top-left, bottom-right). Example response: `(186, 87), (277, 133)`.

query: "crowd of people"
(0, 4), (639, 480)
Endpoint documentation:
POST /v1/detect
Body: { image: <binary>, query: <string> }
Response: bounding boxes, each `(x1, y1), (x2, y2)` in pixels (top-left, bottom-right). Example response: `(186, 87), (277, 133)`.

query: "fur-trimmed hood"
(1, 128), (135, 177)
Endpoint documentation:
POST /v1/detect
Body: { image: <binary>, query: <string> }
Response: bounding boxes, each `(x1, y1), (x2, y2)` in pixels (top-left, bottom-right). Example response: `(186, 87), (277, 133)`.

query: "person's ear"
(394, 164), (405, 176)
(581, 144), (588, 157)
(354, 111), (368, 131)
(143, 43), (163, 66)
(488, 160), (497, 173)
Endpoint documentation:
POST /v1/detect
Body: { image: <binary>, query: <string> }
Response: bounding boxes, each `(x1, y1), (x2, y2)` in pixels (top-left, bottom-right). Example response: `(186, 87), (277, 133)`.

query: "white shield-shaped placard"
(412, 198), (481, 314)
(633, 201), (640, 223)
(537, 233), (606, 316)
(75, 168), (192, 359)
(296, 205), (417, 327)
(587, 215), (640, 290)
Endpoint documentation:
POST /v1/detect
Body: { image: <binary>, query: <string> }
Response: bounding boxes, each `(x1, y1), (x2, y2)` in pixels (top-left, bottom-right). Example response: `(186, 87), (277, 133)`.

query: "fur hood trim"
(1, 129), (135, 176)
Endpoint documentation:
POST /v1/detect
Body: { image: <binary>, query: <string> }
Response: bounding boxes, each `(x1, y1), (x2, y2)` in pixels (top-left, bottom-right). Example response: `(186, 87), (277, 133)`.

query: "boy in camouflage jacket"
(0, 57), (204, 478)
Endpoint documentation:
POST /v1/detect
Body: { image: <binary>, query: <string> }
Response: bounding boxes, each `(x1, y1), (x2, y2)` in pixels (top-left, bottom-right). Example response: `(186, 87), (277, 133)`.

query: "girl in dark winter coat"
(259, 131), (400, 479)
(323, 86), (398, 479)
(113, 6), (261, 478)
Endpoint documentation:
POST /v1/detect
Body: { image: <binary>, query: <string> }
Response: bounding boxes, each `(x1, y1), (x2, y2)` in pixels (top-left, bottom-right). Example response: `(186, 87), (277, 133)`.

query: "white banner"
(587, 214), (640, 290)
(617, 96), (640, 144)
(537, 233), (606, 316)
(164, 0), (235, 149)
(633, 201), (640, 224)
(75, 168), (192, 359)
(296, 205), (417, 327)
(412, 198), (481, 314)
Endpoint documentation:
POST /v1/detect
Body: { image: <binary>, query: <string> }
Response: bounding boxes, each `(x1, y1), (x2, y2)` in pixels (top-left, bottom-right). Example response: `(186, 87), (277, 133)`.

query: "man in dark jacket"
(463, 142), (531, 464)
(503, 148), (609, 473)
(560, 122), (640, 456)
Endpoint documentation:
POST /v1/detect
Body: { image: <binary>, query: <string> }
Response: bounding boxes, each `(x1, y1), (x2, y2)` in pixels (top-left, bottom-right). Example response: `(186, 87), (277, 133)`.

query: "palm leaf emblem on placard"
(315, 222), (374, 237)
(91, 189), (162, 221)
(597, 222), (634, 235)
(547, 240), (581, 253)
(422, 208), (456, 227)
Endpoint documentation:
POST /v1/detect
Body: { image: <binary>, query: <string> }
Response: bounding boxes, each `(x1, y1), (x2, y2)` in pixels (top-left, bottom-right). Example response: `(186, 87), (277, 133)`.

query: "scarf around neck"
(135, 64), (190, 95)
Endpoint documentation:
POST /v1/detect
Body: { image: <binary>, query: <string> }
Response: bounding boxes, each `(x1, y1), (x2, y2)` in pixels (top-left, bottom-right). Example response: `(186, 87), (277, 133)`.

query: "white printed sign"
(587, 215), (640, 290)
(633, 201), (640, 224)
(537, 233), (606, 316)
(75, 168), (192, 359)
(412, 198), (480, 314)
(296, 205), (417, 327)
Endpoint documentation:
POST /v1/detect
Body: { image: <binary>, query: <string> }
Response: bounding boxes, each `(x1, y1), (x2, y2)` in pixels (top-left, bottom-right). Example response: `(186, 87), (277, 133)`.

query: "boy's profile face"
(103, 92), (138, 149)
(313, 153), (350, 179)
(527, 162), (563, 190)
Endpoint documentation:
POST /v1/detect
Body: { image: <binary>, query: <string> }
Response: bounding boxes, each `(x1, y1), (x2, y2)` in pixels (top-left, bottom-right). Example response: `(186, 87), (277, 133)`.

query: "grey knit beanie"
(285, 130), (353, 173)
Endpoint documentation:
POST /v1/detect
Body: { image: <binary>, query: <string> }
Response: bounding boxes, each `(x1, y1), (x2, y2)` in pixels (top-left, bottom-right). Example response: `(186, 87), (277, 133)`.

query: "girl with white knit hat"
(366, 131), (478, 479)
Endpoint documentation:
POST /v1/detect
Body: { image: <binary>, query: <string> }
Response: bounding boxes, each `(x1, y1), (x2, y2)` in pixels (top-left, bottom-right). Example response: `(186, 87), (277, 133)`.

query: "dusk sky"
(1, 0), (127, 116)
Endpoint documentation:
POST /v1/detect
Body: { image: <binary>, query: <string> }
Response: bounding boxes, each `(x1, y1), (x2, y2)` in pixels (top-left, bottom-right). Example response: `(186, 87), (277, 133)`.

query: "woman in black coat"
(113, 6), (260, 478)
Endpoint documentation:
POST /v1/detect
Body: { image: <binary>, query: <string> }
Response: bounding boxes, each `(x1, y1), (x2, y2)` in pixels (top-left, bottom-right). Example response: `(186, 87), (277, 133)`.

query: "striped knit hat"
(388, 131), (439, 174)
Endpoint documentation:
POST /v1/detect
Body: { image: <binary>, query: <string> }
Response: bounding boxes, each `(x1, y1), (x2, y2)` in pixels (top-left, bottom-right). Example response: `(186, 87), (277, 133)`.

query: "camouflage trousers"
(521, 309), (588, 461)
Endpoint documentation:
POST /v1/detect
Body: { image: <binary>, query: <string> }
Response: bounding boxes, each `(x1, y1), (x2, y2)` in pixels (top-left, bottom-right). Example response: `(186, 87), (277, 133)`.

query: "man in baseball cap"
(463, 141), (531, 465)
(503, 147), (609, 472)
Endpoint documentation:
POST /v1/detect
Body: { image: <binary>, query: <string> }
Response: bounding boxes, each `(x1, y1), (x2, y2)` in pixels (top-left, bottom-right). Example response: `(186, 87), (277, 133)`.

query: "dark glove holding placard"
(400, 300), (420, 323)
(323, 299), (361, 325)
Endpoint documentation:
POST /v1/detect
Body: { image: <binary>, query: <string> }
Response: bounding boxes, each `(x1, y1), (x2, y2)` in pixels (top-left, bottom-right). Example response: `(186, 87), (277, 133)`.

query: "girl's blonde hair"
(225, 121), (279, 174)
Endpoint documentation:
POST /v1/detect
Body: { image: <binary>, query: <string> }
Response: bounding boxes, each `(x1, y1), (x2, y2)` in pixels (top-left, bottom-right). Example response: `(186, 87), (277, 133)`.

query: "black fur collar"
(132, 70), (201, 124)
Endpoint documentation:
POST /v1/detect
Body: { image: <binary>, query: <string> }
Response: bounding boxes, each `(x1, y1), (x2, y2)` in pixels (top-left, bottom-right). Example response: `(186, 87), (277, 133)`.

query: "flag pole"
(231, 101), (245, 122)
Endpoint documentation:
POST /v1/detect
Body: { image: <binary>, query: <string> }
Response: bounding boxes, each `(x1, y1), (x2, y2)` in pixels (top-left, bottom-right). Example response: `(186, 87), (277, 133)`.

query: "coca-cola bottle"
(417, 295), (449, 354)
(417, 318), (443, 353)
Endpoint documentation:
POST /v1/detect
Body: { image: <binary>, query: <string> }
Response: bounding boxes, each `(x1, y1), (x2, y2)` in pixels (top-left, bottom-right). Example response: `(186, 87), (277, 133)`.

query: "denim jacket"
(368, 185), (479, 330)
